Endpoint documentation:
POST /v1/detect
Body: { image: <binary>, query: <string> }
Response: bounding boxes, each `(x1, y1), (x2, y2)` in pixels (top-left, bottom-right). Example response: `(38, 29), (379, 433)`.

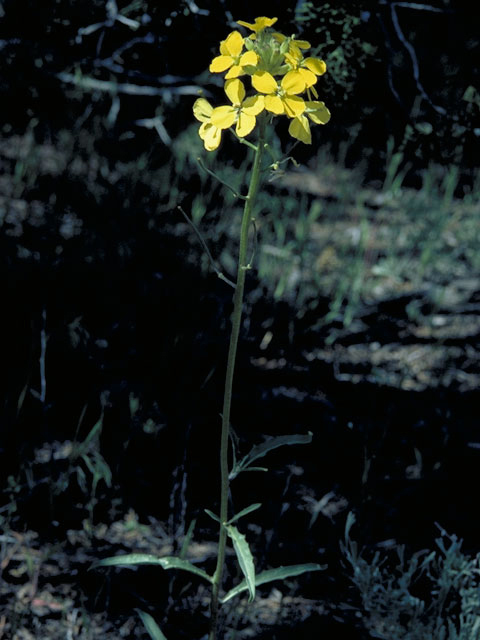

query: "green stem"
(208, 118), (266, 640)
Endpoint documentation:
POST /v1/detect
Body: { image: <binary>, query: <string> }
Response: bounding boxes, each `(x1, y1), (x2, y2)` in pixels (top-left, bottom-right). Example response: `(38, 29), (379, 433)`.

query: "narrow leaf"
(230, 466), (268, 479)
(221, 562), (326, 603)
(226, 525), (256, 602)
(235, 433), (313, 474)
(92, 554), (212, 583)
(179, 518), (196, 560)
(137, 609), (168, 640)
(204, 509), (221, 523)
(227, 503), (262, 525)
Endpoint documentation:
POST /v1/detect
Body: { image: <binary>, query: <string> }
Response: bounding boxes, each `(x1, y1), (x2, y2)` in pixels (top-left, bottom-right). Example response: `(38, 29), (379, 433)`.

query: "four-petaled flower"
(284, 51), (327, 92)
(252, 70), (305, 117)
(288, 101), (331, 144)
(210, 31), (258, 79)
(211, 79), (265, 137)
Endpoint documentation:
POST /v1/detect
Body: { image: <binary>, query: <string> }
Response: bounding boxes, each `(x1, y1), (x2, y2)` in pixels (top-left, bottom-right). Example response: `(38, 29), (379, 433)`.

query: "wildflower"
(252, 70), (305, 117)
(210, 31), (258, 79)
(273, 32), (311, 59)
(210, 79), (264, 137)
(193, 98), (222, 151)
(284, 51), (327, 91)
(288, 101), (331, 144)
(237, 17), (278, 34)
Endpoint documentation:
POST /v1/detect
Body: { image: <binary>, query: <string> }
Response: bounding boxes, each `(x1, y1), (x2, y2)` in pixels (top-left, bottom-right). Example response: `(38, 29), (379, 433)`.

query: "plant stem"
(208, 119), (266, 640)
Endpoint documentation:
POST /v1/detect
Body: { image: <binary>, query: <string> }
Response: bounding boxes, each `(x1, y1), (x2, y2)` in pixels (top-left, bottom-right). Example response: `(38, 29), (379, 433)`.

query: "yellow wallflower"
(237, 17), (278, 34)
(284, 51), (327, 91)
(288, 101), (331, 144)
(273, 32), (311, 59)
(210, 31), (258, 79)
(252, 70), (305, 117)
(210, 79), (265, 137)
(193, 98), (222, 151)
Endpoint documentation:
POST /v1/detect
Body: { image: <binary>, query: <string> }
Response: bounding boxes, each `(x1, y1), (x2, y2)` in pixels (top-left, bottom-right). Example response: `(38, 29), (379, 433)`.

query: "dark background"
(0, 1), (479, 638)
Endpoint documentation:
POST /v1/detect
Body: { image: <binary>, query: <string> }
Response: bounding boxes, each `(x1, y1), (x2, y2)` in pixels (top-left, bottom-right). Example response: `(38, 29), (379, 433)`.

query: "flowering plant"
(194, 16), (330, 150)
(94, 17), (330, 640)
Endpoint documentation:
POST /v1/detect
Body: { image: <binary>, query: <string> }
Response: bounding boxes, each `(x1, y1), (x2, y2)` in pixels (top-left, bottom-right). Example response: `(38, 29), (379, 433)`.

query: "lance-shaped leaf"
(204, 509), (221, 523)
(226, 525), (256, 602)
(230, 432), (313, 479)
(220, 562), (326, 603)
(137, 609), (168, 640)
(227, 503), (262, 525)
(92, 554), (212, 583)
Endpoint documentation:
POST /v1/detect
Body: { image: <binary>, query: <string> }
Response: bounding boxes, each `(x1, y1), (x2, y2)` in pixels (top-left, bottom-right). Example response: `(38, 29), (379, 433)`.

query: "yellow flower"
(210, 79), (265, 137)
(210, 31), (258, 79)
(251, 70), (305, 117)
(288, 101), (331, 144)
(237, 17), (278, 34)
(284, 52), (327, 91)
(193, 97), (222, 151)
(273, 33), (311, 58)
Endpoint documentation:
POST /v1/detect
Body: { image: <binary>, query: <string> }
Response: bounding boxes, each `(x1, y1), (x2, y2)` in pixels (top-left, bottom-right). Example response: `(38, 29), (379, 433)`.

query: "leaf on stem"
(204, 509), (221, 523)
(227, 503), (262, 525)
(226, 525), (256, 602)
(137, 609), (168, 640)
(220, 563), (326, 603)
(230, 432), (313, 479)
(92, 554), (213, 583)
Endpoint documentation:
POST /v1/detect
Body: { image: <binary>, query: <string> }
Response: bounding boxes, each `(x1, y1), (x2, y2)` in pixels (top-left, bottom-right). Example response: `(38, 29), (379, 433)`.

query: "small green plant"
(93, 16), (331, 640)
(342, 513), (480, 639)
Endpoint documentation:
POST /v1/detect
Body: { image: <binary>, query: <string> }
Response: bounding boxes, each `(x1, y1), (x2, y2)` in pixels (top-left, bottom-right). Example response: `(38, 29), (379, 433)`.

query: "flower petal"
(299, 67), (317, 88)
(283, 95), (305, 117)
(211, 105), (236, 129)
(193, 98), (213, 122)
(224, 78), (245, 105)
(281, 71), (306, 95)
(252, 71), (277, 94)
(201, 123), (222, 151)
(236, 112), (256, 137)
(225, 65), (243, 79)
(288, 115), (311, 144)
(304, 57), (327, 76)
(241, 95), (264, 116)
(239, 50), (258, 67)
(237, 17), (277, 33)
(223, 31), (244, 57)
(264, 94), (284, 114)
(210, 55), (233, 73)
(306, 101), (331, 124)
(294, 39), (311, 50)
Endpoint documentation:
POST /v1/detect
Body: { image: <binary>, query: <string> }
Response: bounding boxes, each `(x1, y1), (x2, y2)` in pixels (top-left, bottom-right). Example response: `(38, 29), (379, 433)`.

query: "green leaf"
(92, 554), (212, 583)
(230, 433), (312, 479)
(204, 509), (221, 523)
(221, 563), (326, 603)
(226, 525), (256, 602)
(227, 503), (262, 525)
(136, 609), (168, 640)
(179, 518), (196, 560)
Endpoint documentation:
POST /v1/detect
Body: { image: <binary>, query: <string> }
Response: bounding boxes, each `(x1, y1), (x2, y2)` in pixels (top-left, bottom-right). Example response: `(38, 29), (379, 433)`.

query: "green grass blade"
(136, 609), (168, 640)
(226, 525), (256, 602)
(92, 554), (212, 583)
(220, 562), (326, 603)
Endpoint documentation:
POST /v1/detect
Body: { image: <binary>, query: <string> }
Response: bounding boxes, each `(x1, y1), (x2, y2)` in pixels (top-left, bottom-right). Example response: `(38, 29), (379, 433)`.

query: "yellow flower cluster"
(193, 17), (331, 151)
